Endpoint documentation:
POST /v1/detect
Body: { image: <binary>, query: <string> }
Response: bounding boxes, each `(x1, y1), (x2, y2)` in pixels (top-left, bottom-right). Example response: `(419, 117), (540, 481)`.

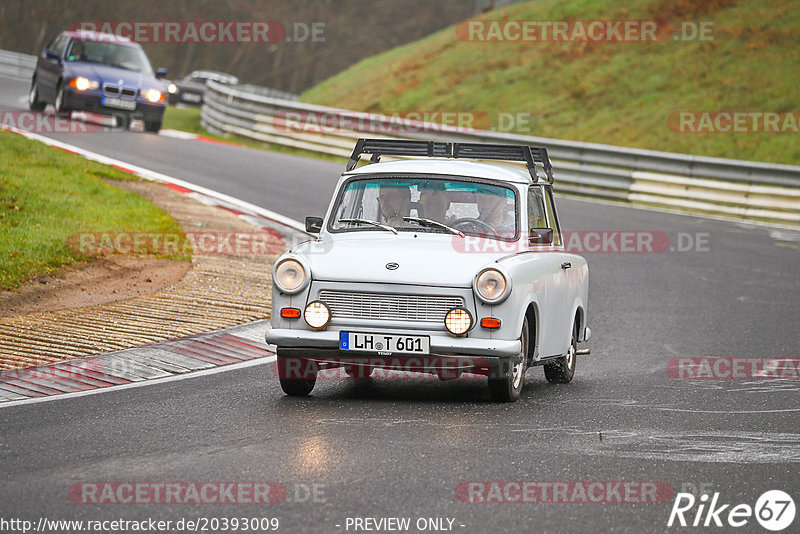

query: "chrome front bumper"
(265, 328), (521, 357)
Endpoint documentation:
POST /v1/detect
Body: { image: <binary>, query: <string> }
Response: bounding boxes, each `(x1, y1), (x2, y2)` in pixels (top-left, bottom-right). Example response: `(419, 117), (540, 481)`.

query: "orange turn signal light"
(280, 307), (301, 319)
(480, 317), (501, 329)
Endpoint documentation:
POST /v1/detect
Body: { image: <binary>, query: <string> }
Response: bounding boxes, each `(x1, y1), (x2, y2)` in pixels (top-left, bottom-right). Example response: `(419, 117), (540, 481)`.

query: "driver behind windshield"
(377, 183), (411, 227)
(418, 181), (450, 224)
(66, 42), (85, 62)
(477, 190), (514, 235)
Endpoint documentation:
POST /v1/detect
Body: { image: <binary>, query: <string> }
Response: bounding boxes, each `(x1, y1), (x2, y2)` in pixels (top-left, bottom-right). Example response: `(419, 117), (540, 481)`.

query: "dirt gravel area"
(0, 180), (281, 371)
(0, 257), (190, 318)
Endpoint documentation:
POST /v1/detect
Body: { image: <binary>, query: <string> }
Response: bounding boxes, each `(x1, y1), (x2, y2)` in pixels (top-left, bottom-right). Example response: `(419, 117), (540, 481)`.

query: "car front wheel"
(544, 320), (577, 383)
(488, 316), (529, 402)
(277, 356), (317, 396)
(54, 81), (69, 113)
(28, 79), (45, 111)
(144, 119), (161, 133)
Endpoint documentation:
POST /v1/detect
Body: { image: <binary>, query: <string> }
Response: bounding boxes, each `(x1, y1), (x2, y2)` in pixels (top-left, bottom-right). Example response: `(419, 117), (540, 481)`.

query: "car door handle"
(561, 262), (571, 269)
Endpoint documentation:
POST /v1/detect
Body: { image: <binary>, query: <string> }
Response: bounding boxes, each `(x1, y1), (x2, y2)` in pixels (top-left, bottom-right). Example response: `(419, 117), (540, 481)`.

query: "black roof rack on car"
(346, 138), (554, 184)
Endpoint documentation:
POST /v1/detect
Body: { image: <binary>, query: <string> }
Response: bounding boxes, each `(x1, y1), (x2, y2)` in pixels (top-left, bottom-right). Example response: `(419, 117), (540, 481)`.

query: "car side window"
(543, 188), (562, 246)
(52, 36), (68, 56)
(527, 186), (547, 230)
(45, 35), (59, 52)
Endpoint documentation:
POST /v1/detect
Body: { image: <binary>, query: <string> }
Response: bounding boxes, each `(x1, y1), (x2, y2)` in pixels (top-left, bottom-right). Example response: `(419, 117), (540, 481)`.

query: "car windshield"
(65, 40), (153, 74)
(330, 177), (518, 239)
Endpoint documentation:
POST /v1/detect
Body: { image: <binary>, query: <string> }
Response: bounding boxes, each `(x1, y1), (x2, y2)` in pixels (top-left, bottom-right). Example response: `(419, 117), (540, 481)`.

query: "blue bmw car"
(29, 31), (168, 133)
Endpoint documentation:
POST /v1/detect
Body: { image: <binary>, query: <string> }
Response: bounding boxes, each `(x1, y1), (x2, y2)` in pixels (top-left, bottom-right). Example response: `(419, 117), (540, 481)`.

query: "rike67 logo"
(668, 490), (795, 531)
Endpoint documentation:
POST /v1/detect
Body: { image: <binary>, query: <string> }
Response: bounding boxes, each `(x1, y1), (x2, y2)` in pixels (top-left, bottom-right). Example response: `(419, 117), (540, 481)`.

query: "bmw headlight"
(273, 258), (308, 294)
(69, 77), (99, 91)
(474, 268), (510, 304)
(145, 89), (164, 102)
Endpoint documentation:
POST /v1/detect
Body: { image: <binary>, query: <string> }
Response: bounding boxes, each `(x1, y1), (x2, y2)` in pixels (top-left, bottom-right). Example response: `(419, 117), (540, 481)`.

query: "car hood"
(293, 233), (512, 287)
(67, 63), (159, 88)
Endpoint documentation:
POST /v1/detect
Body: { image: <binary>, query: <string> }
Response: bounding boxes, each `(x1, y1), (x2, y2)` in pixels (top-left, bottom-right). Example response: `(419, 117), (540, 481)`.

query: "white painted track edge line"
(0, 355), (277, 409)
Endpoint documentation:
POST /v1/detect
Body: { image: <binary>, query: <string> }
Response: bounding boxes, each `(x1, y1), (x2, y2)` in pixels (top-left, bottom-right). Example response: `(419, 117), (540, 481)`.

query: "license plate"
(340, 332), (430, 355)
(182, 93), (201, 102)
(102, 97), (136, 110)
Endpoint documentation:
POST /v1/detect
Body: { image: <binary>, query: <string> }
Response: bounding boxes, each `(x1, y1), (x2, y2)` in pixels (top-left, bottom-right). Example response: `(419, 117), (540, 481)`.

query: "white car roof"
(344, 159), (533, 184)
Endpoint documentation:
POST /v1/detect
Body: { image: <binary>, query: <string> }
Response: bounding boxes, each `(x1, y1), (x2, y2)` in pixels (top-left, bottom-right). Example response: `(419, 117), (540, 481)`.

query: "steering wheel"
(450, 217), (497, 236)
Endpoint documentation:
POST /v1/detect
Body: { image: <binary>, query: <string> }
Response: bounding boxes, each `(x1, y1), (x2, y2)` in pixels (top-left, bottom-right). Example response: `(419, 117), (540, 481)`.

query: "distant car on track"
(166, 70), (238, 106)
(266, 138), (591, 402)
(28, 31), (168, 133)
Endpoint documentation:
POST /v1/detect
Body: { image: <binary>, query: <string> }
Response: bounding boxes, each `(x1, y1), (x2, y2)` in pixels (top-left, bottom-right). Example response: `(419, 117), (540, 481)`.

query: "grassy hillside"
(303, 0), (800, 165)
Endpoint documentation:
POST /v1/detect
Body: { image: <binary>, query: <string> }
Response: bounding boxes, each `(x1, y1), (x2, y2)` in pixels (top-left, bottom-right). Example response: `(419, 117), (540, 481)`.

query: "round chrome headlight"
(274, 258), (307, 293)
(475, 268), (507, 302)
(304, 301), (330, 330)
(444, 307), (473, 335)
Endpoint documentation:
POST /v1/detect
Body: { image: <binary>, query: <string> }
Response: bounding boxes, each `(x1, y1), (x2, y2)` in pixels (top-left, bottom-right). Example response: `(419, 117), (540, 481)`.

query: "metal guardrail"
(202, 80), (800, 224)
(235, 84), (298, 102)
(0, 50), (36, 81)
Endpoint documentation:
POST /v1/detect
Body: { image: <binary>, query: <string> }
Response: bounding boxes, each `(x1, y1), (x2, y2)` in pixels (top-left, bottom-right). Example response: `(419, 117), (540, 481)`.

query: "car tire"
(28, 78), (45, 111)
(488, 316), (529, 402)
(144, 119), (162, 133)
(277, 356), (317, 396)
(54, 81), (69, 114)
(111, 113), (131, 130)
(544, 319), (577, 383)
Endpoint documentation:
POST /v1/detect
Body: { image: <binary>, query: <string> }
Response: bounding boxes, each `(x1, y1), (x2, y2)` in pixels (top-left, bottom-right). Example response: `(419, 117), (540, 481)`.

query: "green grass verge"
(302, 0), (800, 165)
(0, 130), (188, 290)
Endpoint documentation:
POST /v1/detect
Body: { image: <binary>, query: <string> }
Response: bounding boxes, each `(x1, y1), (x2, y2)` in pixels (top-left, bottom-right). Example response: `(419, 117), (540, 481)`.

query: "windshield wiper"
(338, 218), (398, 235)
(402, 216), (465, 237)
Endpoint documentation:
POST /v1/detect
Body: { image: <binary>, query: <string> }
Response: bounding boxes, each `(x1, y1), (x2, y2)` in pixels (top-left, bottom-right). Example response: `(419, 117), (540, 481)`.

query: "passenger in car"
(377, 183), (411, 227)
(477, 192), (512, 228)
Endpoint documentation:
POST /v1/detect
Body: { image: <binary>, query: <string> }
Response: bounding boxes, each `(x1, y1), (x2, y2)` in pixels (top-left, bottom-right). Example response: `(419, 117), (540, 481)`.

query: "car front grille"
(103, 84), (137, 99)
(318, 290), (464, 323)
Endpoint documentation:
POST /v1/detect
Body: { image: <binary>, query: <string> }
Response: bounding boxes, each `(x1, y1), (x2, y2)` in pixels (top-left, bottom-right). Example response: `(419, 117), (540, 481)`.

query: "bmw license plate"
(340, 332), (430, 355)
(182, 93), (202, 102)
(102, 97), (136, 110)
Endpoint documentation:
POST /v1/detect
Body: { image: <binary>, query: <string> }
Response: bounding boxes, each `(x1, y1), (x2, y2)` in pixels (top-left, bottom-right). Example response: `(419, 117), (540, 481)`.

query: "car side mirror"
(529, 228), (553, 245)
(305, 216), (323, 234)
(155, 68), (168, 79)
(45, 50), (60, 62)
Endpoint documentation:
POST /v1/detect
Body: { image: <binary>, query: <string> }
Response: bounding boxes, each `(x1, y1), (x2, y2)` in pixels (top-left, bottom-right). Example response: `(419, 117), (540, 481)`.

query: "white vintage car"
(266, 139), (590, 402)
